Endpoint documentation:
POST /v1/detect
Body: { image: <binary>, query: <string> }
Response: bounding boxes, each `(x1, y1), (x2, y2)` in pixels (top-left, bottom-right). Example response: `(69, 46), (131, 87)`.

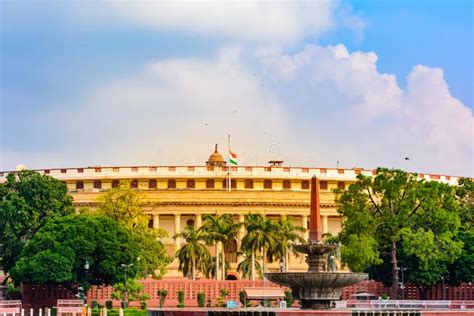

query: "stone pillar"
(195, 214), (202, 229)
(238, 214), (245, 240)
(322, 215), (328, 235)
(153, 214), (160, 230)
(174, 214), (181, 250)
(301, 215), (309, 240)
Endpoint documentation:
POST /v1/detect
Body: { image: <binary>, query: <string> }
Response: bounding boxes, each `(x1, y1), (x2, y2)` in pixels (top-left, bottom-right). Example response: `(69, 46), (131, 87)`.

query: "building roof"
(207, 144), (225, 166)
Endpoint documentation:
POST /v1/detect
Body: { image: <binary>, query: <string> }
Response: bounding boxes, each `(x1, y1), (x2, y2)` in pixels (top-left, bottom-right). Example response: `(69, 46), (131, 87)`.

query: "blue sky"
(1, 1), (472, 176)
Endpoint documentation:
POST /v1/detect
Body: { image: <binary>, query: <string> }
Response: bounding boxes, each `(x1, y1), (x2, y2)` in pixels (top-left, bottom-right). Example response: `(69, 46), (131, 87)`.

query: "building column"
(174, 214), (181, 251)
(195, 214), (202, 229)
(238, 214), (245, 240)
(301, 215), (309, 240)
(153, 214), (160, 230)
(322, 215), (328, 235)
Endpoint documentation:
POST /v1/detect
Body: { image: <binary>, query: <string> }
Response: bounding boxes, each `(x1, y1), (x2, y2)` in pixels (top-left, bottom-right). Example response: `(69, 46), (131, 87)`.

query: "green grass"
(91, 309), (147, 316)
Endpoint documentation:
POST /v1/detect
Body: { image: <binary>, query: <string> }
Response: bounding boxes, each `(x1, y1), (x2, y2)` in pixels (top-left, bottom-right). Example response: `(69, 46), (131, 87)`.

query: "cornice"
(74, 201), (337, 208)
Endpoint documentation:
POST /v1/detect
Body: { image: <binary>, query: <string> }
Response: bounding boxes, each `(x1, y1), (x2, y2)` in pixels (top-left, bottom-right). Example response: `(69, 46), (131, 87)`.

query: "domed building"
(0, 145), (461, 279)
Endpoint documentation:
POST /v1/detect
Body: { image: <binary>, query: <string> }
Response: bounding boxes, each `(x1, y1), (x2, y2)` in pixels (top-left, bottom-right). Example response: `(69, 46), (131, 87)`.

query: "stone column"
(238, 214), (245, 240)
(322, 215), (328, 235)
(174, 214), (181, 250)
(153, 215), (160, 230)
(301, 215), (309, 240)
(195, 214), (202, 229)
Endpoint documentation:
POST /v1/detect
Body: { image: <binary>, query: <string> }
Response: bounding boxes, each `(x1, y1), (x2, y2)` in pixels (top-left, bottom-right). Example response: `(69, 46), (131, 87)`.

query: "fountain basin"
(265, 271), (368, 309)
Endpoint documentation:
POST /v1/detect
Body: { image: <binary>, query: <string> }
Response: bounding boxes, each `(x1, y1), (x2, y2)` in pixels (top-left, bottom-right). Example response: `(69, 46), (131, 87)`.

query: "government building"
(0, 146), (460, 279)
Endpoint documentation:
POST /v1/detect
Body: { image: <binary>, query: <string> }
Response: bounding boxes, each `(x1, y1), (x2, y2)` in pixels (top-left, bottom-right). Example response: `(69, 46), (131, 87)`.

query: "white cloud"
(2, 44), (472, 176)
(71, 1), (363, 46)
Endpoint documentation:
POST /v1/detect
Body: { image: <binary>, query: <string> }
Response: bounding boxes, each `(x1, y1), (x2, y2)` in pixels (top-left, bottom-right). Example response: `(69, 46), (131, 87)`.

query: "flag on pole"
(229, 149), (238, 165)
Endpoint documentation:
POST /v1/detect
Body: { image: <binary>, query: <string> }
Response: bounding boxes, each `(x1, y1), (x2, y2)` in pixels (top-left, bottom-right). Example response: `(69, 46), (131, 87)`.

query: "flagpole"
(228, 134), (231, 192)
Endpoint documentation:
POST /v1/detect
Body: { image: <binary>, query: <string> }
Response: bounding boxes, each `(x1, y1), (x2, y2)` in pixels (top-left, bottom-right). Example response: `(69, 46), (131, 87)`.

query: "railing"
(0, 300), (22, 316)
(335, 300), (474, 309)
(57, 299), (83, 315)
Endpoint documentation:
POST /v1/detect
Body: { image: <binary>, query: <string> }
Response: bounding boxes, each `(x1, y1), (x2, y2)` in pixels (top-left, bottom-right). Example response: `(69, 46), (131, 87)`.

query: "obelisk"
(308, 175), (321, 241)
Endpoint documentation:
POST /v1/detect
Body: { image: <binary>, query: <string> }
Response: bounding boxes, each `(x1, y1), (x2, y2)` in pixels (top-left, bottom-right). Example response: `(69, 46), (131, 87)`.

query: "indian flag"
(229, 150), (238, 165)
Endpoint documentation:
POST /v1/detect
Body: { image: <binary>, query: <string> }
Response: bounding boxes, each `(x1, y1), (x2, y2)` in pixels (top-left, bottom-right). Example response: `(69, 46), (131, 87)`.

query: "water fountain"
(265, 176), (368, 309)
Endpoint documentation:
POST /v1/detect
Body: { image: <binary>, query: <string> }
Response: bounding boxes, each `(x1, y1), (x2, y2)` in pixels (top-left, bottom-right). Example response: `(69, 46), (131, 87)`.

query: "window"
(338, 169), (344, 174)
(301, 180), (309, 190)
(355, 169), (361, 175)
(231, 166), (237, 172)
(245, 167), (253, 172)
(61, 169), (67, 174)
(446, 176), (451, 180)
(188, 166), (195, 171)
(95, 167), (101, 173)
(149, 179), (157, 189)
(245, 179), (254, 189)
(168, 179), (176, 189)
(372, 170), (378, 175)
(207, 166), (214, 171)
(187, 179), (195, 189)
(302, 168), (309, 173)
(320, 181), (328, 190)
(206, 179), (215, 189)
(131, 167), (138, 172)
(283, 167), (290, 172)
(338, 181), (345, 190)
(265, 167), (272, 172)
(186, 219), (195, 227)
(283, 179), (291, 189)
(112, 180), (119, 188)
(76, 181), (84, 189)
(222, 179), (236, 189)
(320, 168), (327, 174)
(264, 179), (272, 189)
(44, 170), (50, 174)
(149, 166), (157, 172)
(168, 166), (176, 171)
(131, 179), (138, 188)
(93, 180), (101, 189)
(113, 167), (120, 172)
(78, 168), (84, 173)
(430, 174), (440, 180)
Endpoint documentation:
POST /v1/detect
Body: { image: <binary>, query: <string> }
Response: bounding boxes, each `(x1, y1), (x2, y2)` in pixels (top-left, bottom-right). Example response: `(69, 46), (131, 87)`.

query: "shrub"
(140, 301), (147, 310)
(91, 301), (99, 309)
(157, 289), (168, 308)
(197, 292), (206, 307)
(239, 291), (246, 307)
(284, 290), (294, 307)
(177, 290), (185, 308)
(105, 301), (113, 309)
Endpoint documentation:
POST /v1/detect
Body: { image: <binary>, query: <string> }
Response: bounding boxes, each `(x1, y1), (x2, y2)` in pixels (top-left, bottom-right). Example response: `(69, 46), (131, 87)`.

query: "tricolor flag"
(229, 149), (238, 165)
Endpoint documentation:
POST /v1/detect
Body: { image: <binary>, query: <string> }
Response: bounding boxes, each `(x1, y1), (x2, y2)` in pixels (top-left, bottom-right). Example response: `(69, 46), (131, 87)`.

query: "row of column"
(153, 214), (331, 250)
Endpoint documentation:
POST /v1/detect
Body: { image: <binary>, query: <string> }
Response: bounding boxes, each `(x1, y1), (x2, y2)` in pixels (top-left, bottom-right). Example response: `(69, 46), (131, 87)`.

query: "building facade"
(0, 146), (461, 279)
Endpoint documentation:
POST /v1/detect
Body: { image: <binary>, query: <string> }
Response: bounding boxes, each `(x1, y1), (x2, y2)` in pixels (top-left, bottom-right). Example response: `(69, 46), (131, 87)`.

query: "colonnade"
(151, 213), (332, 250)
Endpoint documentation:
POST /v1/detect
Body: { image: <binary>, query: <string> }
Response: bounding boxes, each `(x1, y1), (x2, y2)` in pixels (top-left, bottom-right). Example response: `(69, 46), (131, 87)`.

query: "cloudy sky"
(1, 0), (472, 176)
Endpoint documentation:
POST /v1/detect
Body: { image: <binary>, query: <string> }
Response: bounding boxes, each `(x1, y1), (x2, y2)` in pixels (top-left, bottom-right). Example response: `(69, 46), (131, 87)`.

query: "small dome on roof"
(207, 144), (226, 166)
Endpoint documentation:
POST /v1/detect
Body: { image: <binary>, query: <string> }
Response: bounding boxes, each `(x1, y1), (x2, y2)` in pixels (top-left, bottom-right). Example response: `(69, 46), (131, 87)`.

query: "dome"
(207, 144), (226, 166)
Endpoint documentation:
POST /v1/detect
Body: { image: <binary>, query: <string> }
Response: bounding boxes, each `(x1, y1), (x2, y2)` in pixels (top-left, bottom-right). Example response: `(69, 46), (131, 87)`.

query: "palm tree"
(237, 251), (262, 280)
(200, 214), (240, 280)
(241, 213), (277, 280)
(267, 215), (306, 272)
(174, 225), (210, 280)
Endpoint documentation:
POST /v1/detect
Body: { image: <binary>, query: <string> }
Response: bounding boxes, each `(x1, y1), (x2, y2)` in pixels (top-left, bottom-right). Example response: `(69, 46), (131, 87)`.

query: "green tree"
(336, 168), (463, 298)
(10, 214), (140, 291)
(267, 215), (305, 272)
(200, 214), (239, 280)
(0, 170), (74, 279)
(95, 181), (172, 279)
(236, 252), (262, 280)
(174, 225), (211, 280)
(241, 213), (277, 279)
(111, 278), (150, 307)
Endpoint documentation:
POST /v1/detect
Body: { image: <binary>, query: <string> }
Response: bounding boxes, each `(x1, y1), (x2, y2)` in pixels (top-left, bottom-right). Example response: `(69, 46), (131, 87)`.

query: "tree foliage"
(10, 214), (140, 289)
(0, 170), (74, 277)
(174, 225), (211, 280)
(111, 278), (150, 305)
(95, 181), (172, 279)
(336, 168), (464, 298)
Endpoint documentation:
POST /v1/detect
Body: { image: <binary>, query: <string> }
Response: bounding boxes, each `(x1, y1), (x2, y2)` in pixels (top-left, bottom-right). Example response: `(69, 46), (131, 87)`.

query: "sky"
(1, 0), (473, 176)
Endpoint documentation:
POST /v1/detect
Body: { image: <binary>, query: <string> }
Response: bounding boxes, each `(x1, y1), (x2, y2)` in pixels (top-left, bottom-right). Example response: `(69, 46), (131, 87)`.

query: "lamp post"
(84, 260), (89, 305)
(442, 276), (446, 300)
(397, 266), (407, 299)
(120, 263), (133, 308)
(279, 258), (284, 272)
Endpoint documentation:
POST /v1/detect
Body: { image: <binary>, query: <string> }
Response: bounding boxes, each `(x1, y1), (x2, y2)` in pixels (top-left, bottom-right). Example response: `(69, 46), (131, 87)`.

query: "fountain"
(265, 176), (368, 309)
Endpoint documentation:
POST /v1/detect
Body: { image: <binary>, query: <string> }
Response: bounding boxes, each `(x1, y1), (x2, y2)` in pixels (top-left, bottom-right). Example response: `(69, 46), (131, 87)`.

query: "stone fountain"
(265, 176), (367, 309)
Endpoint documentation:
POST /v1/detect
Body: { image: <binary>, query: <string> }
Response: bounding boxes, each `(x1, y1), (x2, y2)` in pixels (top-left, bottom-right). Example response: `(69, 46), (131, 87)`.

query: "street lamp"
(279, 258), (285, 272)
(120, 263), (133, 308)
(397, 266), (407, 299)
(84, 260), (89, 305)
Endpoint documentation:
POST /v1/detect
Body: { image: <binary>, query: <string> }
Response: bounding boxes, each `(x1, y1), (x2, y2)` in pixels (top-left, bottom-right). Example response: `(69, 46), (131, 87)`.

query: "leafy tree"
(336, 168), (463, 298)
(0, 170), (74, 279)
(236, 252), (262, 280)
(111, 278), (150, 307)
(174, 225), (211, 280)
(200, 214), (239, 280)
(95, 181), (172, 278)
(10, 214), (140, 291)
(241, 213), (277, 279)
(157, 289), (168, 308)
(267, 215), (305, 272)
